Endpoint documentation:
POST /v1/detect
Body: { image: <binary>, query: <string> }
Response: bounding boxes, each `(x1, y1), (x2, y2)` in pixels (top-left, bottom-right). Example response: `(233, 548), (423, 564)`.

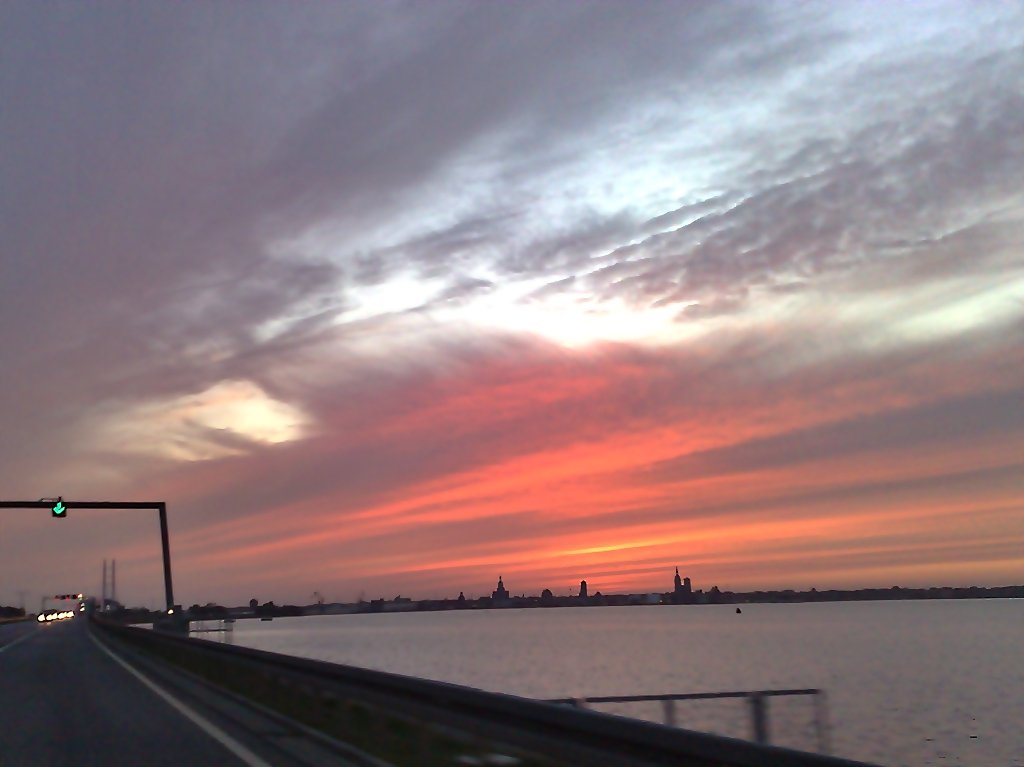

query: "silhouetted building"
(579, 580), (588, 599)
(673, 567), (693, 604)
(492, 576), (510, 602)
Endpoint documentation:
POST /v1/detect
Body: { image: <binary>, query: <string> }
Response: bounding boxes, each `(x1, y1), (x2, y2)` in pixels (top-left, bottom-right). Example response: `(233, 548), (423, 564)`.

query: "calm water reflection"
(231, 600), (1022, 766)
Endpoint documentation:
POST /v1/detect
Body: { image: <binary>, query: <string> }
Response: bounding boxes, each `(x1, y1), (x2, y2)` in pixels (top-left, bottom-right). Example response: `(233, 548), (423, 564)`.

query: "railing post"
(662, 699), (676, 727)
(748, 693), (770, 745)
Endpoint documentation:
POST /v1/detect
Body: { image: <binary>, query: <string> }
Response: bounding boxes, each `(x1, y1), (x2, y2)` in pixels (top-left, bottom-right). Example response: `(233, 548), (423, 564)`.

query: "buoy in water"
(736, 607), (742, 614)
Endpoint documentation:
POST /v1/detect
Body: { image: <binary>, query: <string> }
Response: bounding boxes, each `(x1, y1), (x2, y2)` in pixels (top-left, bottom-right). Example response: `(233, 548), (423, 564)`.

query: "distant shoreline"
(169, 583), (1024, 623)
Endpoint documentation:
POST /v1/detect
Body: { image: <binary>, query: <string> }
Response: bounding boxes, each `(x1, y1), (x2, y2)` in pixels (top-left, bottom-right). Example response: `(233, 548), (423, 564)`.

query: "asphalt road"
(0, 620), (36, 650)
(0, 616), (245, 766)
(0, 618), (366, 767)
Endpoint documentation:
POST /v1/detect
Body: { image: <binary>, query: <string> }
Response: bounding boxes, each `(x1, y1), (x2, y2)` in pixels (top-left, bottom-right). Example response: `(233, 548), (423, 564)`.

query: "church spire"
(492, 575), (510, 601)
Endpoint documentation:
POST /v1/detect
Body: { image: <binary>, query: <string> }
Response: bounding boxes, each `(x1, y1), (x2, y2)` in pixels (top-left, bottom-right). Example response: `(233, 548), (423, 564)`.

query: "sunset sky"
(1, 1), (1022, 609)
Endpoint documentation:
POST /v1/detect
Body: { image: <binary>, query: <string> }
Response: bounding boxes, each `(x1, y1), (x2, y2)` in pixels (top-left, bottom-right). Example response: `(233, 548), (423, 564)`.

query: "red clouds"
(105, 323), (1023, 604)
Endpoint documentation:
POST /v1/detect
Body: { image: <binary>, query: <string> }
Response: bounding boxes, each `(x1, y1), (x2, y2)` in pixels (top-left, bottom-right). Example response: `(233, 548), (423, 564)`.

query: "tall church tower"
(492, 576), (510, 601)
(673, 567), (692, 603)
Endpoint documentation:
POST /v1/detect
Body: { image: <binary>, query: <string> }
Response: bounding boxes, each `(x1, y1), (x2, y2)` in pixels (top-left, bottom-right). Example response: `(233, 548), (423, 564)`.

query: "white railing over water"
(547, 688), (831, 754)
(188, 618), (234, 644)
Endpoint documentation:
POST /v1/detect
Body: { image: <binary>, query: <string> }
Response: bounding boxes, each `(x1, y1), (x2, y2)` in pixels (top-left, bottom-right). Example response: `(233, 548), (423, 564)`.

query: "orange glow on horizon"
(95, 332), (1024, 604)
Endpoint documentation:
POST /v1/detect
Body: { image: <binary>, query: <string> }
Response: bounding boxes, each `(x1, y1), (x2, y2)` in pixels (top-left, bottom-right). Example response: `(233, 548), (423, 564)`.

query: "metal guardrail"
(92, 618), (877, 767)
(547, 689), (830, 753)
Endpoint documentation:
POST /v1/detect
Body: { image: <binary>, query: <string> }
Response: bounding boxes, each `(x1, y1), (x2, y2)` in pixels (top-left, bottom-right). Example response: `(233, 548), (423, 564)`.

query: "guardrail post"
(748, 693), (770, 745)
(662, 699), (676, 727)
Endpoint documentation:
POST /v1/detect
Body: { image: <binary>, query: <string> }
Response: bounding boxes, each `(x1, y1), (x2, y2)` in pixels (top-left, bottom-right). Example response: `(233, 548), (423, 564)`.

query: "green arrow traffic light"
(51, 499), (66, 518)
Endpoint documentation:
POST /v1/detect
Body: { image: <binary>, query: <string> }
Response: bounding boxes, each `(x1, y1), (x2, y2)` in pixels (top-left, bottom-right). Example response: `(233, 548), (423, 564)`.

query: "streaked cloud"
(1, 1), (1021, 606)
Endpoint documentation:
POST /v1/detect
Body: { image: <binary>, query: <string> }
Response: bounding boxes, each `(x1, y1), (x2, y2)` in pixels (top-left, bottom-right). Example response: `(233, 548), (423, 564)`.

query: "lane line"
(88, 631), (272, 767)
(0, 629), (38, 655)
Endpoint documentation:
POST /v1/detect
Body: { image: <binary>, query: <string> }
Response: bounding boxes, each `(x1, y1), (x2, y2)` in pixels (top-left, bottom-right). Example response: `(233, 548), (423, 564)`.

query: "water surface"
(229, 600), (1023, 766)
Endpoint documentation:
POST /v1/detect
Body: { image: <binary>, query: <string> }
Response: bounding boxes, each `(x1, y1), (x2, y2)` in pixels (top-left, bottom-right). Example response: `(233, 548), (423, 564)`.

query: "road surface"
(0, 618), (366, 767)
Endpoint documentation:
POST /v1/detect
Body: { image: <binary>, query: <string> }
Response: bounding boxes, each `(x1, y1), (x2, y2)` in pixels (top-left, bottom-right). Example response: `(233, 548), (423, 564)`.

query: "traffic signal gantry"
(0, 499), (177, 613)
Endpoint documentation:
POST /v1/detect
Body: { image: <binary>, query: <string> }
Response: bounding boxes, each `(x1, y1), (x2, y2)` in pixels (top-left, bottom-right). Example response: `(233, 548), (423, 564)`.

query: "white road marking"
(88, 631), (273, 767)
(0, 629), (38, 655)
